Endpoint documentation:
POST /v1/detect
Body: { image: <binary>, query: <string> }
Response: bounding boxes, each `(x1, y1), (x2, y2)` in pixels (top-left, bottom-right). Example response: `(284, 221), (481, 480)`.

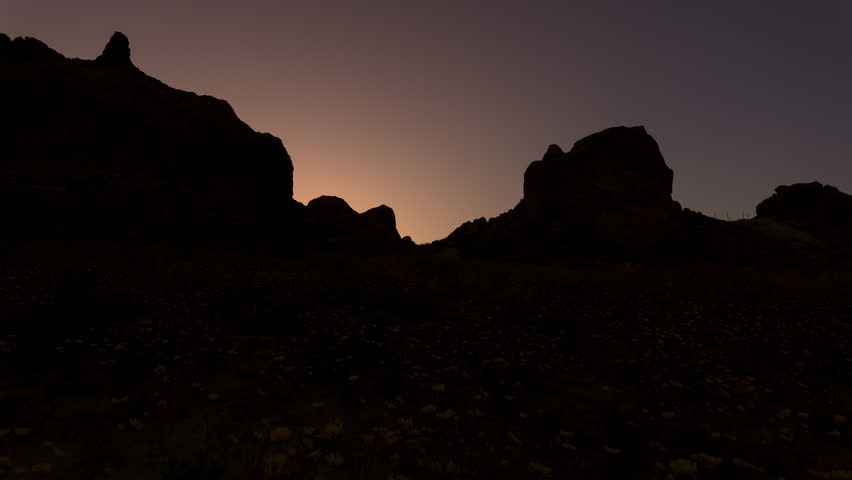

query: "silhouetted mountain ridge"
(2, 32), (848, 262)
(0, 32), (406, 252)
(436, 127), (851, 264)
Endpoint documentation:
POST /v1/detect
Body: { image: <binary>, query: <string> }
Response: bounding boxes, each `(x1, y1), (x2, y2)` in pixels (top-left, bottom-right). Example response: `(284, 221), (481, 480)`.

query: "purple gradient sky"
(4, 1), (851, 242)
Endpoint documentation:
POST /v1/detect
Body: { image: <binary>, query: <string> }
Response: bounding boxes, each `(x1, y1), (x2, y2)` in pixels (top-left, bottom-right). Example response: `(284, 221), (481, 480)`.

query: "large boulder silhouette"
(439, 126), (684, 256)
(303, 196), (402, 252)
(523, 126), (682, 249)
(755, 182), (852, 228)
(744, 182), (852, 259)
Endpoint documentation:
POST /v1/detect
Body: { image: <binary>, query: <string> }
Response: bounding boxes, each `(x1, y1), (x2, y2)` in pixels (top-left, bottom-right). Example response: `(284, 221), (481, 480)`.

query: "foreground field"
(1, 248), (851, 479)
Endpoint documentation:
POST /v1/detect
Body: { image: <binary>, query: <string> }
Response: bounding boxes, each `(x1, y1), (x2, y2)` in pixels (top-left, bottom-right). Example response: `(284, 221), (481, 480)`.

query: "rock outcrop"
(0, 34), (64, 62)
(95, 32), (134, 68)
(1, 31), (296, 246)
(744, 182), (852, 259)
(303, 196), (402, 252)
(439, 126), (685, 257)
(437, 126), (823, 264)
(0, 32), (406, 252)
(523, 126), (682, 249)
(755, 182), (852, 228)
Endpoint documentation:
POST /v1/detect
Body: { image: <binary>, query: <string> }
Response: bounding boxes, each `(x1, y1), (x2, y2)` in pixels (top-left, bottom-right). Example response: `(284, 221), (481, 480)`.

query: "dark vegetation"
(2, 250), (851, 479)
(2, 33), (852, 479)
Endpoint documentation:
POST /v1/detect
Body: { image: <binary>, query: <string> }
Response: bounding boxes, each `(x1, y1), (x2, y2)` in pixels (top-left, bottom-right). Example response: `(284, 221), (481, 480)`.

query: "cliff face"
(1, 32), (296, 245)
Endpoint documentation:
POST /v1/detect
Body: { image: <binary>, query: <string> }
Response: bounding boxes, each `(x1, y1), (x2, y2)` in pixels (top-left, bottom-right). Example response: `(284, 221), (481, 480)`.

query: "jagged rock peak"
(541, 144), (565, 162)
(0, 34), (63, 62)
(96, 32), (133, 67)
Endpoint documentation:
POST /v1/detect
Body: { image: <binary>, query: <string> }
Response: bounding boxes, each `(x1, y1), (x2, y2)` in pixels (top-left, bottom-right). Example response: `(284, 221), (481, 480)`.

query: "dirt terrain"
(1, 248), (851, 479)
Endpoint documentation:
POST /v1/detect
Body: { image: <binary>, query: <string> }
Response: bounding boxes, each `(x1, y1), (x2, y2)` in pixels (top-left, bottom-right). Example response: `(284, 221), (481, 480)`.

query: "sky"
(3, 1), (851, 243)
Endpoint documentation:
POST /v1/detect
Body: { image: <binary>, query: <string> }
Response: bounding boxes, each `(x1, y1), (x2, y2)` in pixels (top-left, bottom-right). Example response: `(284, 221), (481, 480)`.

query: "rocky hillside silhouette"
(304, 196), (413, 253)
(0, 32), (405, 252)
(4, 33), (846, 262)
(737, 182), (852, 261)
(436, 126), (832, 263)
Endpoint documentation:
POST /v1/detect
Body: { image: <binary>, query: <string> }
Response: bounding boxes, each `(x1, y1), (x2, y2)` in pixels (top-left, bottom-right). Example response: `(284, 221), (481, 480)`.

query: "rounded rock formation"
(523, 126), (681, 249)
(756, 182), (852, 228)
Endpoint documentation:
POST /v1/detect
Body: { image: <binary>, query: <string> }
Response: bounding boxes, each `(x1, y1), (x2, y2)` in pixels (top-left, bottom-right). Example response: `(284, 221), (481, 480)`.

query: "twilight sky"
(3, 1), (851, 243)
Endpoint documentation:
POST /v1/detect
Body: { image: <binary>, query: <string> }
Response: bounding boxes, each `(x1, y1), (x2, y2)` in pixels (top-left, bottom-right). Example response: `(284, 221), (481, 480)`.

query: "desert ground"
(1, 246), (850, 479)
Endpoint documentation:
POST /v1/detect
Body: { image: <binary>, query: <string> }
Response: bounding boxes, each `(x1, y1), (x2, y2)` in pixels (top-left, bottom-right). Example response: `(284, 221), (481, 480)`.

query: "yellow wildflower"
(691, 453), (723, 469)
(324, 422), (343, 436)
(129, 418), (144, 431)
(263, 453), (287, 477)
(325, 452), (344, 467)
(530, 462), (552, 475)
(669, 459), (698, 474)
(270, 427), (291, 442)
